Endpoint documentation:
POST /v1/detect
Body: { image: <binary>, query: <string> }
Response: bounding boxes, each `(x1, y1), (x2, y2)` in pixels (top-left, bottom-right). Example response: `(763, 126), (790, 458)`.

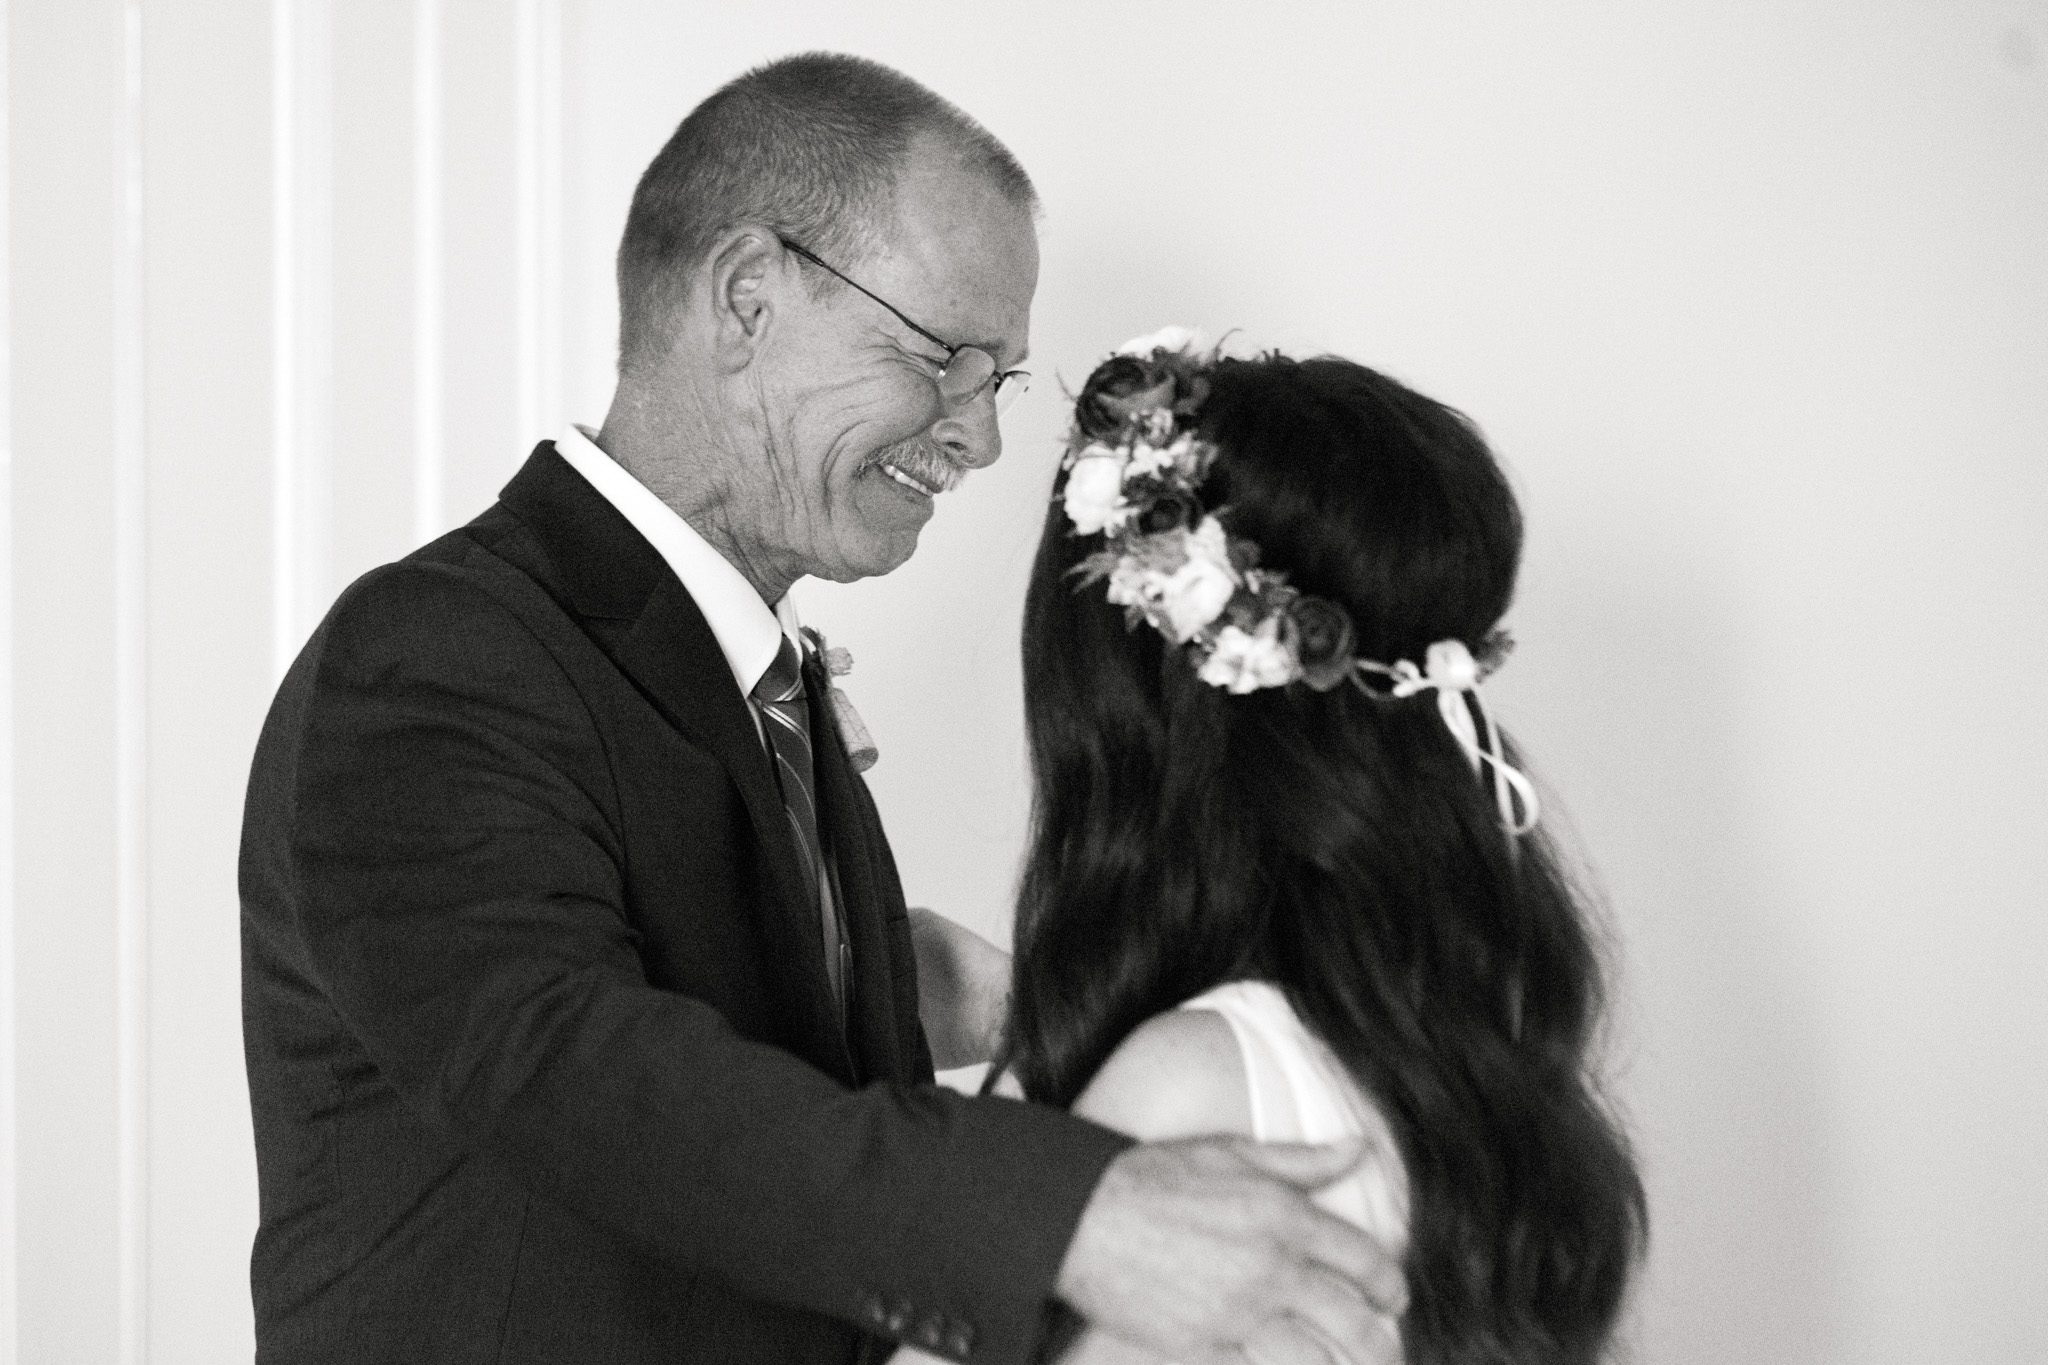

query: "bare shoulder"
(1070, 1007), (1254, 1142)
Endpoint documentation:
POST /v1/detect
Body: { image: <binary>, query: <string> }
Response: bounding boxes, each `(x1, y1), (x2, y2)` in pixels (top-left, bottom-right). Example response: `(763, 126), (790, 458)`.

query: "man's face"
(739, 141), (1039, 586)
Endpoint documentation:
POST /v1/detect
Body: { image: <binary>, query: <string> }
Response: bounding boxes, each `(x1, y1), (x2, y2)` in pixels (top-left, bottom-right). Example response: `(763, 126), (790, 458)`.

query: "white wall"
(6, 1), (565, 1360)
(567, 5), (2048, 1362)
(7, 2), (2045, 1361)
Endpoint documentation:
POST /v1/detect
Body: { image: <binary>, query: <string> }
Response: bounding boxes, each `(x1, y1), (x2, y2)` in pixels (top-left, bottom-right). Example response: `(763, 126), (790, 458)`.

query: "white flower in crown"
(1127, 434), (1195, 480)
(1117, 324), (1207, 358)
(1062, 444), (1129, 535)
(1095, 518), (1234, 642)
(1156, 516), (1239, 642)
(1104, 555), (1150, 611)
(1199, 617), (1299, 694)
(1186, 513), (1232, 566)
(1140, 408), (1178, 445)
(1102, 532), (1183, 619)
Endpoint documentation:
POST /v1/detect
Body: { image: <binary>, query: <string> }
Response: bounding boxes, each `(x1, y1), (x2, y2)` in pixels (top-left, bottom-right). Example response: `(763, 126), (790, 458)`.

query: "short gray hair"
(615, 52), (1035, 375)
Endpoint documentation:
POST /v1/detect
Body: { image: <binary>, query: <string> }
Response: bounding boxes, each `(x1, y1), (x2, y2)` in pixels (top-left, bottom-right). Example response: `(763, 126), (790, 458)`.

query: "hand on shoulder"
(1049, 1002), (1403, 1365)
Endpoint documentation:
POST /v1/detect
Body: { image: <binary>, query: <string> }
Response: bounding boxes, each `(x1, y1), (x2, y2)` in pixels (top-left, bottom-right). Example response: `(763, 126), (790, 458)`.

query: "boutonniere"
(802, 628), (879, 773)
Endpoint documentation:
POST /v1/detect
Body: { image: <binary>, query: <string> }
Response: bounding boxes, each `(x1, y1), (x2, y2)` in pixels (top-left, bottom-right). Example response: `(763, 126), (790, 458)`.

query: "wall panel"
(439, 0), (521, 531)
(331, 1), (417, 589)
(0, 1), (15, 1350)
(139, 2), (273, 1358)
(11, 1), (126, 1357)
(8, 0), (552, 1357)
(410, 0), (444, 545)
(270, 0), (331, 673)
(514, 0), (562, 455)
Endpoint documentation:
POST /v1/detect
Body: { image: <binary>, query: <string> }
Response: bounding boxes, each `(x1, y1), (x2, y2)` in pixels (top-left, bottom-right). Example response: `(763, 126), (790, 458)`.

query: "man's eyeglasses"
(778, 237), (1031, 415)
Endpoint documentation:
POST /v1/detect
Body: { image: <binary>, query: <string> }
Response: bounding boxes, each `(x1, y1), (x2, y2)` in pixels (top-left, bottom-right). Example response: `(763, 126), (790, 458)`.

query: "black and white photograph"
(2, 3), (2043, 1362)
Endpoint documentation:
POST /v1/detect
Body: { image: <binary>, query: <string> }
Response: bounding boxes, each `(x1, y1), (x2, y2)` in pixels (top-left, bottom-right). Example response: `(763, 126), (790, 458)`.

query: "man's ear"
(702, 226), (788, 372)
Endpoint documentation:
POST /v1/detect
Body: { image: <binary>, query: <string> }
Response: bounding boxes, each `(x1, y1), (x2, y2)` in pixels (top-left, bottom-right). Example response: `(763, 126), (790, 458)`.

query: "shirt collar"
(553, 423), (801, 697)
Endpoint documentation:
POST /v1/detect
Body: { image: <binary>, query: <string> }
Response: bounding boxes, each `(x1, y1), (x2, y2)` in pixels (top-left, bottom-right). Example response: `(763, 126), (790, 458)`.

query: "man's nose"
(930, 394), (1002, 470)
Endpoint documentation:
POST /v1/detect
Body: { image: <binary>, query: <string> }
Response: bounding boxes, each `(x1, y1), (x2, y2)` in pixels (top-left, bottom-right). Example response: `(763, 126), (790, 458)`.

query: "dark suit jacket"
(240, 444), (1128, 1365)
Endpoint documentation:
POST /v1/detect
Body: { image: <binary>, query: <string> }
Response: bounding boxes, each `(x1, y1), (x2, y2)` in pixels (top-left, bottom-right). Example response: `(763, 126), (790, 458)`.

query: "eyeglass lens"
(991, 371), (1029, 415)
(938, 346), (1031, 415)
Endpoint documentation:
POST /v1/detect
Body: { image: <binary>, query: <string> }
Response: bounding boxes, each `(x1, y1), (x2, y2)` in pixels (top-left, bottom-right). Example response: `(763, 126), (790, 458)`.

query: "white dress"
(895, 985), (1410, 1365)
(1176, 980), (1411, 1257)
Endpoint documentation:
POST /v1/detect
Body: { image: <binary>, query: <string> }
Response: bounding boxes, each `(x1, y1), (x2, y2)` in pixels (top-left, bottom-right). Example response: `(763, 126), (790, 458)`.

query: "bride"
(921, 332), (1646, 1364)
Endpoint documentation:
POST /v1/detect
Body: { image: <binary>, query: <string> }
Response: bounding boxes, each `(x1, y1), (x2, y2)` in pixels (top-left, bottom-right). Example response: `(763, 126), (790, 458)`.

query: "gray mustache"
(871, 440), (964, 493)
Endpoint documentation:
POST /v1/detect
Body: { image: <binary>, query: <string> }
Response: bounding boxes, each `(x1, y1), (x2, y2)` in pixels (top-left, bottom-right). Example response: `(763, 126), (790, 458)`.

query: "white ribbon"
(1357, 640), (1540, 836)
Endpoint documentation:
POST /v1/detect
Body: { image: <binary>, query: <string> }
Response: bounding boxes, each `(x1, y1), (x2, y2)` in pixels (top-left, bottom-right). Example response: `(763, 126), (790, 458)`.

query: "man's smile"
(878, 461), (939, 497)
(864, 441), (963, 502)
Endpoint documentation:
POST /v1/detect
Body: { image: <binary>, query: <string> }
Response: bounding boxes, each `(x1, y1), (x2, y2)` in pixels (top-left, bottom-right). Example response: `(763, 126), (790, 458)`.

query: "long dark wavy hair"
(1000, 352), (1646, 1363)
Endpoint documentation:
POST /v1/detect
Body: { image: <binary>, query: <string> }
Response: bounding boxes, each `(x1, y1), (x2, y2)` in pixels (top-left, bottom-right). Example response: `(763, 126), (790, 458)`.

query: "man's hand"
(906, 907), (1011, 1070)
(1056, 1136), (1407, 1365)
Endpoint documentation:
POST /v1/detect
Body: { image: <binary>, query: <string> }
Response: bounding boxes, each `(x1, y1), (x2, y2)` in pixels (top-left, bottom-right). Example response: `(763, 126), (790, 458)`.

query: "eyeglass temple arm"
(779, 236), (1026, 394)
(777, 237), (961, 358)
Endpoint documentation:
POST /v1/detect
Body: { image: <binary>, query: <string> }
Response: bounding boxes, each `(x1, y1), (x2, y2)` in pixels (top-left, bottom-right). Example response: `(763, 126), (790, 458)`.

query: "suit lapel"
(803, 649), (908, 1083)
(497, 445), (850, 1078)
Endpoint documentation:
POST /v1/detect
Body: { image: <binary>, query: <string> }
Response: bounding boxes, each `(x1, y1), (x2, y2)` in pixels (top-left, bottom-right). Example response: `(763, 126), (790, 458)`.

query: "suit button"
(944, 1319), (975, 1358)
(859, 1292), (887, 1329)
(913, 1312), (948, 1351)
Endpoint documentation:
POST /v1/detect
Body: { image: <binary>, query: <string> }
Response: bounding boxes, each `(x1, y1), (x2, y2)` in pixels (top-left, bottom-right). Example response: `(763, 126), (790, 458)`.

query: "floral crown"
(1059, 326), (1538, 833)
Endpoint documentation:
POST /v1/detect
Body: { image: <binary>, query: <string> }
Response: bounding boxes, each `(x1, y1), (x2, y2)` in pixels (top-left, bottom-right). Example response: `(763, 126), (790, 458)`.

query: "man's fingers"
(1053, 1136), (1409, 1363)
(1229, 1135), (1366, 1188)
(1237, 1314), (1340, 1365)
(1218, 1137), (1411, 1318)
(1239, 1303), (1400, 1365)
(1249, 1149), (1409, 1319)
(1280, 1264), (1404, 1365)
(1297, 1204), (1407, 1318)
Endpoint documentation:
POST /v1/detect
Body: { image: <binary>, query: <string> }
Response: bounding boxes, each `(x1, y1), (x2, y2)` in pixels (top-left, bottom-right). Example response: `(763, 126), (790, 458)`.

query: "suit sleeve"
(286, 562), (1129, 1364)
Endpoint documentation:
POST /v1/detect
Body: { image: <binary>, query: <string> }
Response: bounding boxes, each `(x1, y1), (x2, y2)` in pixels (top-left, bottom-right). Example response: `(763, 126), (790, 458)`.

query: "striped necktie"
(750, 635), (850, 1018)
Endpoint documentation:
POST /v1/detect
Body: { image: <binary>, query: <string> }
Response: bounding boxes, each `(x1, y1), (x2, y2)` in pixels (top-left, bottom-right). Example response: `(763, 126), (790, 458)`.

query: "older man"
(241, 53), (1402, 1365)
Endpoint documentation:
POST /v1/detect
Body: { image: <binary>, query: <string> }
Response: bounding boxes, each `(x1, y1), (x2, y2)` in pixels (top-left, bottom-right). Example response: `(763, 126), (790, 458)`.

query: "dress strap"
(1178, 981), (1304, 1143)
(1179, 980), (1412, 1252)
